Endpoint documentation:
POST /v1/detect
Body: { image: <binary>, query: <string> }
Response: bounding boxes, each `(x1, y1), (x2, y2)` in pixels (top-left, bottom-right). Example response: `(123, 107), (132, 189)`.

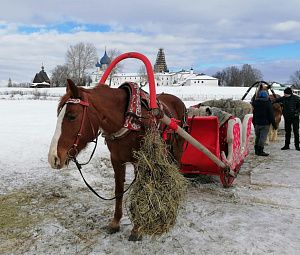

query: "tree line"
(214, 65), (300, 88)
(213, 64), (262, 87)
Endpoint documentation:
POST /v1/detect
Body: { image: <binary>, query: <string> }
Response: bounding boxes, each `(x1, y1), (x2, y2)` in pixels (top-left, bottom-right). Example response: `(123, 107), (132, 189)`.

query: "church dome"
(95, 61), (101, 68)
(100, 50), (111, 65)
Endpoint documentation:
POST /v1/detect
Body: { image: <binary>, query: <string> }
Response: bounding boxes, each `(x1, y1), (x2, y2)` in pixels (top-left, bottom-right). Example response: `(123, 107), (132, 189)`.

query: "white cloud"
(253, 59), (300, 83)
(273, 20), (300, 32)
(1, 0), (300, 83)
(0, 80), (8, 87)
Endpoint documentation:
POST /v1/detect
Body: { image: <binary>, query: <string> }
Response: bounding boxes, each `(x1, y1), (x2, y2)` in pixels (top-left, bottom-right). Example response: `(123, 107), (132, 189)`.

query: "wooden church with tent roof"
(30, 65), (51, 88)
(154, 48), (169, 73)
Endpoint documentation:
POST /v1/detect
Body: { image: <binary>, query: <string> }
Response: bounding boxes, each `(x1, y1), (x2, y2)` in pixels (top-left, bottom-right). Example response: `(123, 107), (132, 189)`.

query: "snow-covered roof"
(30, 81), (50, 88)
(113, 73), (141, 77)
(192, 74), (217, 80)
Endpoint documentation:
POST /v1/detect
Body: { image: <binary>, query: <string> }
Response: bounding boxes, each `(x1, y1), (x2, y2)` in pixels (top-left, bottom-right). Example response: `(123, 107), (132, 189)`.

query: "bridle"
(59, 96), (135, 200)
(63, 98), (91, 159)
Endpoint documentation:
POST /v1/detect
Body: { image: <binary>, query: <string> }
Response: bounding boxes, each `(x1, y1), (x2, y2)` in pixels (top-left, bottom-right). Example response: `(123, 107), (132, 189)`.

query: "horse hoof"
(107, 225), (120, 234)
(128, 234), (143, 242)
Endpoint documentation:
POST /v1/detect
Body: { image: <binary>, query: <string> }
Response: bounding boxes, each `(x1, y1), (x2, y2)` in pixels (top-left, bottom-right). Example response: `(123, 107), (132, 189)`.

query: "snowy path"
(0, 100), (299, 255)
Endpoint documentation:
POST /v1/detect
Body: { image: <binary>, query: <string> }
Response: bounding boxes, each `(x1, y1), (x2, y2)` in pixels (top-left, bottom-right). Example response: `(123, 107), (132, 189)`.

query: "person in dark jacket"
(252, 90), (277, 156)
(273, 87), (300, 150)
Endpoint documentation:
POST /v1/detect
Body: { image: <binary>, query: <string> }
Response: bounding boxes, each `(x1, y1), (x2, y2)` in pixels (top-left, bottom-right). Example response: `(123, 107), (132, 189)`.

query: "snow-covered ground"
(0, 85), (282, 102)
(0, 86), (299, 255)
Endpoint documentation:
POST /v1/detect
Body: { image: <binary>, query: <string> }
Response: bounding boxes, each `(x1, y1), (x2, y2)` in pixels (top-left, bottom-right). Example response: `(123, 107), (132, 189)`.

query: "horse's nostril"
(54, 156), (60, 168)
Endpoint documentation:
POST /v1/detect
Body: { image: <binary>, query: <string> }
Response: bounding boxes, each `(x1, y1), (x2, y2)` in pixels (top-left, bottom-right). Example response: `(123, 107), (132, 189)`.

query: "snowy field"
(0, 86), (299, 255)
(0, 85), (268, 102)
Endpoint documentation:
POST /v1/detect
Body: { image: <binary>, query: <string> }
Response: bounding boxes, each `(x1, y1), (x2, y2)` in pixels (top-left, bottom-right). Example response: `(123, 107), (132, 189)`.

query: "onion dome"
(100, 50), (111, 65)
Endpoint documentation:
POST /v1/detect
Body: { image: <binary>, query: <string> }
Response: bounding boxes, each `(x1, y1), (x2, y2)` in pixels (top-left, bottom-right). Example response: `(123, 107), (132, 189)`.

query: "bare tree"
(66, 42), (98, 85)
(51, 65), (70, 87)
(225, 66), (242, 87)
(213, 70), (226, 86)
(106, 49), (123, 86)
(214, 64), (263, 87)
(107, 48), (123, 72)
(241, 64), (262, 87)
(290, 70), (300, 88)
(214, 67), (241, 87)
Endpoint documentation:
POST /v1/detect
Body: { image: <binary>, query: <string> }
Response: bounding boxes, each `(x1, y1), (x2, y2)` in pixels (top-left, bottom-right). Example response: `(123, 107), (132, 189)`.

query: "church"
(90, 48), (218, 87)
(30, 65), (51, 88)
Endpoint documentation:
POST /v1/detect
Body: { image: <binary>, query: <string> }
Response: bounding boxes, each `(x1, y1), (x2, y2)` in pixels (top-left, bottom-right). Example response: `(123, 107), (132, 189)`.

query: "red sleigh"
(180, 114), (253, 187)
(100, 52), (253, 188)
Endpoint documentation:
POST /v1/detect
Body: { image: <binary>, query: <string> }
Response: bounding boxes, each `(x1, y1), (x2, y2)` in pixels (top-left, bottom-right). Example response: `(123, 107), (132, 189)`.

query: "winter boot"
(254, 145), (259, 155)
(258, 146), (269, 156)
(295, 137), (300, 151)
(281, 145), (290, 150)
(282, 136), (290, 150)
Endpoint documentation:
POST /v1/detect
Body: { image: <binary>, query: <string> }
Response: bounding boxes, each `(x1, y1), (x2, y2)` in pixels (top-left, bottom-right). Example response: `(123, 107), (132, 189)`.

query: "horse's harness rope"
(63, 97), (135, 201)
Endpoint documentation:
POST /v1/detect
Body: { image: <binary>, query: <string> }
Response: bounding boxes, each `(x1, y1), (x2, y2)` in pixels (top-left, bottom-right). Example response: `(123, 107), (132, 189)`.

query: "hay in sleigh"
(200, 98), (252, 120)
(127, 128), (187, 236)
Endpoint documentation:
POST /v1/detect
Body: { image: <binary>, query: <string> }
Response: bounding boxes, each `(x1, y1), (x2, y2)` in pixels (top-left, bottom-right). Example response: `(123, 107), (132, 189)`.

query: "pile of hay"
(200, 98), (252, 120)
(127, 128), (187, 236)
(188, 106), (232, 127)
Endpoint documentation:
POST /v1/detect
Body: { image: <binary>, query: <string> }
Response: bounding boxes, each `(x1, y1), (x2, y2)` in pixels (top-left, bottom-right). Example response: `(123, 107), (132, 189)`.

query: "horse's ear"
(66, 79), (79, 98)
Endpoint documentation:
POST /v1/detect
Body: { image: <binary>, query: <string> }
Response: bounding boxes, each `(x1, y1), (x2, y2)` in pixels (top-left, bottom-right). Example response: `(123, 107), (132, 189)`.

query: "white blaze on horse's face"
(48, 105), (67, 169)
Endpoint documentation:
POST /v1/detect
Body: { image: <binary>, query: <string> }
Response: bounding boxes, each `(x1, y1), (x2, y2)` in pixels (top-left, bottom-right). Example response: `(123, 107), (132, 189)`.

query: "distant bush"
(33, 89), (49, 100)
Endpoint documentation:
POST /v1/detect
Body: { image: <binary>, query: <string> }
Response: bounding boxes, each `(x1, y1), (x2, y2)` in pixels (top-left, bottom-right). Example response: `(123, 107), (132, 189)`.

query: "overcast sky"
(1, 0), (300, 85)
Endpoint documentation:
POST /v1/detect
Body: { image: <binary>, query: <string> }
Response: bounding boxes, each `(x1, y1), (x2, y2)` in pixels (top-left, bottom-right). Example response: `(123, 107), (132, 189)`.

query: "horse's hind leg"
(129, 224), (142, 241)
(107, 160), (125, 234)
(172, 135), (185, 164)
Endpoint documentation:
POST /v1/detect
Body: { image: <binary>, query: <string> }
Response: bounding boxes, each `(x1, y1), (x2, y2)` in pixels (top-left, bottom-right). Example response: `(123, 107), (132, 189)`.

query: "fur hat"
(259, 90), (268, 98)
(284, 87), (293, 95)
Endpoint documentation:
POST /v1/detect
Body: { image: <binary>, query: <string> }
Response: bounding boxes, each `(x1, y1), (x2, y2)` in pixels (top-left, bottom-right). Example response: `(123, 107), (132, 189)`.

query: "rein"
(64, 97), (135, 201)
(72, 156), (136, 201)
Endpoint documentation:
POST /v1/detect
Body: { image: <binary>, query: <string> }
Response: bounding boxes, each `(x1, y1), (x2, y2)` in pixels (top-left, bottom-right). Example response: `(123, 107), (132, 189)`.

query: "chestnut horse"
(268, 94), (283, 142)
(48, 79), (186, 240)
(252, 90), (283, 143)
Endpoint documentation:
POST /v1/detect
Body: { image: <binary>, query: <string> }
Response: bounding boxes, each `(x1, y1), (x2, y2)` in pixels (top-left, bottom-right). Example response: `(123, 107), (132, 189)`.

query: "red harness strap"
(65, 98), (90, 158)
(162, 118), (181, 140)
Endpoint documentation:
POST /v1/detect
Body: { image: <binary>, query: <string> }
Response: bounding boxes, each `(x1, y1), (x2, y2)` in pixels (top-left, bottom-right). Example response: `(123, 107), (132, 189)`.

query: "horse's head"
(48, 79), (95, 169)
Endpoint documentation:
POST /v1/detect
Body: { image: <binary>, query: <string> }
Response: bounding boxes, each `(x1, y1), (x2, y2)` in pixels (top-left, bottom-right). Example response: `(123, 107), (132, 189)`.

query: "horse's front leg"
(107, 160), (125, 234)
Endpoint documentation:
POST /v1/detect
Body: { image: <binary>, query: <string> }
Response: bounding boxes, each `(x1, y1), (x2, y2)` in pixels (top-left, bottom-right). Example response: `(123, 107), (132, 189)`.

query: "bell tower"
(154, 48), (169, 73)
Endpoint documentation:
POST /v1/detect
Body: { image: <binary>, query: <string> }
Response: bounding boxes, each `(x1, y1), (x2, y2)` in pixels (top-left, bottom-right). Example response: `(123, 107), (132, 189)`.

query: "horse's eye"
(65, 112), (77, 122)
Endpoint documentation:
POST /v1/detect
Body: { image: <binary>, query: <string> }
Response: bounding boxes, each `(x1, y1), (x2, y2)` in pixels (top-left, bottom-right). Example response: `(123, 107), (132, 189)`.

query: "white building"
(90, 51), (218, 87)
(110, 73), (145, 87)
